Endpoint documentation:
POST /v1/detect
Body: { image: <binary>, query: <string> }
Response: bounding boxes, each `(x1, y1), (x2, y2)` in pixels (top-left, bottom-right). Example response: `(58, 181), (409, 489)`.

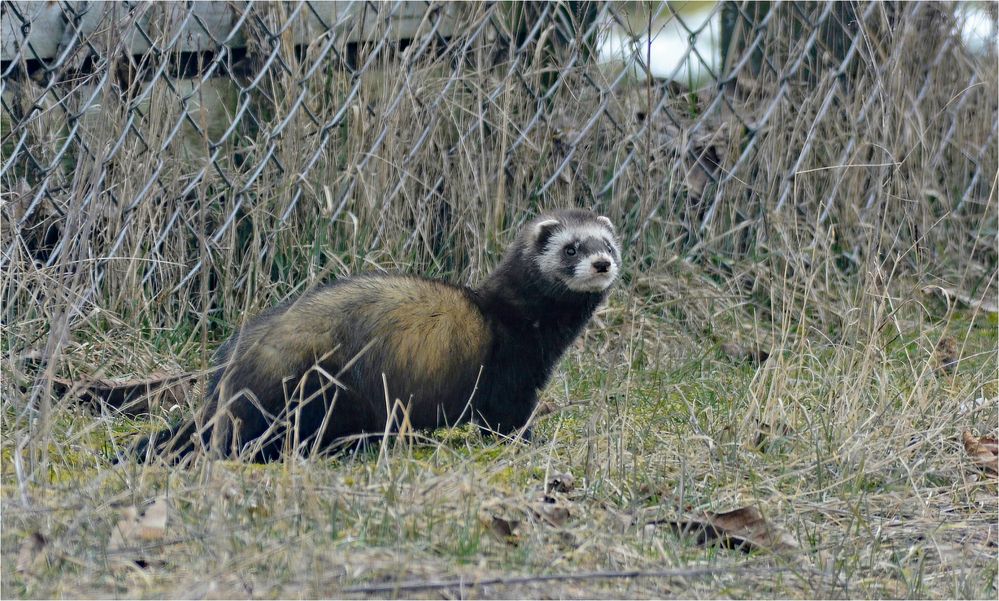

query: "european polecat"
(137, 209), (620, 461)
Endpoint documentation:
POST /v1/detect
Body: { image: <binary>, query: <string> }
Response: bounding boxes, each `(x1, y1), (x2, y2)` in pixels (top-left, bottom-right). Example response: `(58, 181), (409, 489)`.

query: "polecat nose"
(592, 259), (611, 273)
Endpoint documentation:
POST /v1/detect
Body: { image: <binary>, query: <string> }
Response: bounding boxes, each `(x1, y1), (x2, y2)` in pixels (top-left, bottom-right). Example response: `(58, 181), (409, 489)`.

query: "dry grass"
(1, 293), (995, 598)
(2, 2), (997, 599)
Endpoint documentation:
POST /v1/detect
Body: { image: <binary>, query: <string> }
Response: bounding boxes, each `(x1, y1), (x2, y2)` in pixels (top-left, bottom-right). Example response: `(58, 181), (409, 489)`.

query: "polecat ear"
(596, 215), (615, 233)
(532, 218), (561, 245)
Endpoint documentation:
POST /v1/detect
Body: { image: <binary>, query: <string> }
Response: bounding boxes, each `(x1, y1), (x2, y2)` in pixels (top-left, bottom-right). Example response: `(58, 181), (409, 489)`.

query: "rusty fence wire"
(1, 1), (996, 350)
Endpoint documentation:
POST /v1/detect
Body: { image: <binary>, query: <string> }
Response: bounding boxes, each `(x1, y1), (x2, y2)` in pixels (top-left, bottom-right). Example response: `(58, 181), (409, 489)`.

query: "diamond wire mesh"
(1, 1), (996, 342)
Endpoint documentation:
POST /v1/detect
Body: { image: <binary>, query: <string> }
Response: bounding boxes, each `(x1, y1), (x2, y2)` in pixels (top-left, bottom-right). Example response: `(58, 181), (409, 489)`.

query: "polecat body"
(139, 209), (620, 461)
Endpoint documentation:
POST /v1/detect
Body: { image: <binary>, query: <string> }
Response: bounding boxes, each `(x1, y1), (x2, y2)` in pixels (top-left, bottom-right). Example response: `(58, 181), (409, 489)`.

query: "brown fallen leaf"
(532, 400), (591, 420)
(16, 532), (48, 575)
(934, 337), (958, 375)
(478, 498), (522, 545)
(962, 431), (999, 476)
(649, 505), (798, 553)
(534, 400), (557, 417)
(108, 497), (169, 565)
(480, 513), (521, 546)
(50, 373), (194, 415)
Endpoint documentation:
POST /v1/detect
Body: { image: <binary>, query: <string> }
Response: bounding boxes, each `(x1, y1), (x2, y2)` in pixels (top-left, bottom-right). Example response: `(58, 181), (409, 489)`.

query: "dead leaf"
(480, 513), (521, 546)
(16, 532), (48, 574)
(546, 472), (575, 494)
(478, 498), (522, 545)
(934, 337), (958, 374)
(50, 373), (194, 415)
(649, 505), (798, 553)
(962, 431), (999, 476)
(534, 400), (557, 417)
(706, 507), (797, 550)
(108, 497), (169, 565)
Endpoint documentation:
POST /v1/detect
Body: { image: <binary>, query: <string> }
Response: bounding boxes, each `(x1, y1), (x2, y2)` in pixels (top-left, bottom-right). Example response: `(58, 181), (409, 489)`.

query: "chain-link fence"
(2, 1), (996, 350)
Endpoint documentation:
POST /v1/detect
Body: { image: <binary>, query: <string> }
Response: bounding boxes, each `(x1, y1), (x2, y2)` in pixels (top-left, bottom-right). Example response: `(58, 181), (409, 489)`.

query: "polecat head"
(528, 209), (621, 295)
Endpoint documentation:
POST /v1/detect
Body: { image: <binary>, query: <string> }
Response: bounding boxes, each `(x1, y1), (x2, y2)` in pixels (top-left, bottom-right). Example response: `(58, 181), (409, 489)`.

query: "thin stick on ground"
(341, 563), (796, 594)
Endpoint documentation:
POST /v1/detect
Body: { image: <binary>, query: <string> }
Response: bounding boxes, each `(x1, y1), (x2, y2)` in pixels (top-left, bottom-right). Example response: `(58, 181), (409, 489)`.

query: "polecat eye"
(564, 246), (576, 256)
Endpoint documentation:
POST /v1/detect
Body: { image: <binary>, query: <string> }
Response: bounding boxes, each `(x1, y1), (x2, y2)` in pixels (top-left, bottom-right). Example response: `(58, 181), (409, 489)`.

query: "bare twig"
(342, 564), (790, 594)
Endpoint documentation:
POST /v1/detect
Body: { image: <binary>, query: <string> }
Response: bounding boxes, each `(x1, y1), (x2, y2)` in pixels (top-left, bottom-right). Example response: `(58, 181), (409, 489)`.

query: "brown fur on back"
(203, 276), (492, 455)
